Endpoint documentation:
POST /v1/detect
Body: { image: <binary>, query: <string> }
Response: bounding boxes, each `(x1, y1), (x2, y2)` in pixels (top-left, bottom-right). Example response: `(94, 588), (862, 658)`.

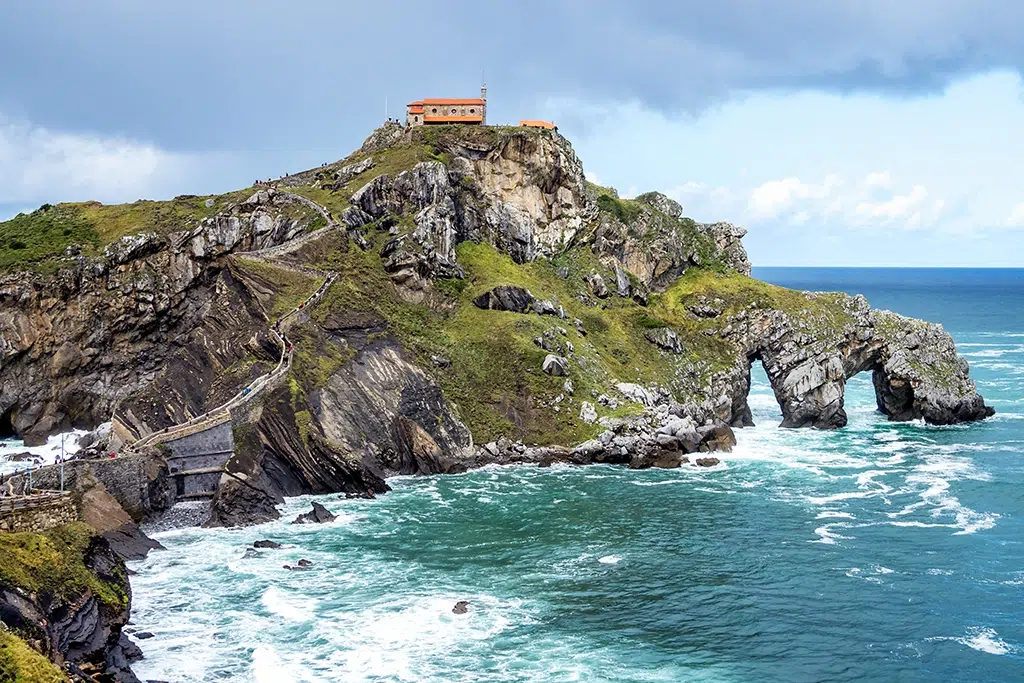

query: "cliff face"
(0, 524), (138, 682)
(0, 122), (992, 527)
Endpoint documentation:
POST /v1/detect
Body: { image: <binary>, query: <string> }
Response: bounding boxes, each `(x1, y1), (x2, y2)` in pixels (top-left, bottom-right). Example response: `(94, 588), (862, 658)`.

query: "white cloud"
(748, 175), (840, 219)
(1006, 203), (1024, 228)
(855, 184), (928, 220)
(0, 114), (219, 207)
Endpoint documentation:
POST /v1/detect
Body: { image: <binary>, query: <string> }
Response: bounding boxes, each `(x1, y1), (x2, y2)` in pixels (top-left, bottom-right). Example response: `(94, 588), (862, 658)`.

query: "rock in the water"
(292, 501), (336, 524)
(697, 424), (737, 452)
(542, 354), (569, 376)
(452, 600), (470, 614)
(253, 539), (282, 549)
(134, 632), (155, 640)
(242, 548), (261, 559)
(297, 559), (313, 567)
(694, 457), (721, 467)
(644, 327), (683, 354)
(473, 285), (534, 313)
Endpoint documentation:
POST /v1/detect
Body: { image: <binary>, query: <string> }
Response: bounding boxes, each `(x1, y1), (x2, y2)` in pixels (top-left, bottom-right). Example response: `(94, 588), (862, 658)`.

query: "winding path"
(121, 192), (341, 454)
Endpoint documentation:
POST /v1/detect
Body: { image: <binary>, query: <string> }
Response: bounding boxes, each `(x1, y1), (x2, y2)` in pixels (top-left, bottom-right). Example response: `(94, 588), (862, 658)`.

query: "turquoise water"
(129, 269), (1024, 682)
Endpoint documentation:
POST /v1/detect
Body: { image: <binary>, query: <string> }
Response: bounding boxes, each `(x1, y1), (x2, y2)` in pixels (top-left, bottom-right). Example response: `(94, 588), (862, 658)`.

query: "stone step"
(177, 492), (215, 500)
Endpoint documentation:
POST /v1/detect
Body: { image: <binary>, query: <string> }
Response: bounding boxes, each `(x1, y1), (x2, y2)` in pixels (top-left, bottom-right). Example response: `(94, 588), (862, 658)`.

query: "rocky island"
(0, 122), (992, 679)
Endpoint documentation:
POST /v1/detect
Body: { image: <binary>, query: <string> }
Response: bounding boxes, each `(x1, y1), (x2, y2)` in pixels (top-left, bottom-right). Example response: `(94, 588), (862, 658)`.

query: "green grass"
(232, 257), (325, 318)
(0, 523), (127, 612)
(0, 189), (254, 272)
(0, 205), (97, 271)
(300, 240), (730, 445)
(0, 631), (66, 683)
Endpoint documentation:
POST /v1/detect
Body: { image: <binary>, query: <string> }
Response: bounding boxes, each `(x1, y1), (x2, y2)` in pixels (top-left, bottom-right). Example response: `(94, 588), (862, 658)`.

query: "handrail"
(0, 491), (72, 513)
(117, 198), (340, 456)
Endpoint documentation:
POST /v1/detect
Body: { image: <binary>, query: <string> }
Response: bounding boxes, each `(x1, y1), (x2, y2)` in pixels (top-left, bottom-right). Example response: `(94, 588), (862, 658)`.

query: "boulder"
(452, 601), (470, 614)
(644, 327), (683, 354)
(473, 285), (535, 313)
(697, 424), (737, 452)
(291, 501), (336, 525)
(585, 272), (609, 298)
(253, 539), (282, 549)
(694, 457), (721, 467)
(542, 354), (569, 376)
(532, 299), (558, 316)
(579, 401), (598, 424)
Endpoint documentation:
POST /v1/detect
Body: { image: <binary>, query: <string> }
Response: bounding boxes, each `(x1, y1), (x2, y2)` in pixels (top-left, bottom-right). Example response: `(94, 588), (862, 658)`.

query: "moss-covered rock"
(0, 524), (135, 682)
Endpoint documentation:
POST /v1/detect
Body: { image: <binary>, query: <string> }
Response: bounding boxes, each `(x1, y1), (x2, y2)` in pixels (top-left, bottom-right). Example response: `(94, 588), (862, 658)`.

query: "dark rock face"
(0, 190), (324, 445)
(473, 285), (534, 313)
(292, 501), (336, 524)
(452, 601), (470, 614)
(253, 539), (281, 549)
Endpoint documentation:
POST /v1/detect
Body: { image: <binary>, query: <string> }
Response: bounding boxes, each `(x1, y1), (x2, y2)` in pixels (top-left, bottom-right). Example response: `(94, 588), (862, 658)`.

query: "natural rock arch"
(724, 298), (992, 430)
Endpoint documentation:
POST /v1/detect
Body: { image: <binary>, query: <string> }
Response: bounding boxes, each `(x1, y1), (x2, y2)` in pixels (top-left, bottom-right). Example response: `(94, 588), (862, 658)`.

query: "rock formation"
(0, 122), (992, 532)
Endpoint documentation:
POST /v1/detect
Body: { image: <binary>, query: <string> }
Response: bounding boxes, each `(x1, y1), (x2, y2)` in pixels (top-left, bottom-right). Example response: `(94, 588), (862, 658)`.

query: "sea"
(8, 268), (1024, 682)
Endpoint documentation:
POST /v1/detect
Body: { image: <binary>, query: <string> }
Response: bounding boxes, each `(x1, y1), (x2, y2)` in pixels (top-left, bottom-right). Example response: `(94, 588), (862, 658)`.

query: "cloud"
(0, 114), (229, 209)
(855, 184), (928, 219)
(2, 1), (1024, 151)
(748, 175), (840, 219)
(1007, 203), (1024, 227)
(671, 170), (962, 232)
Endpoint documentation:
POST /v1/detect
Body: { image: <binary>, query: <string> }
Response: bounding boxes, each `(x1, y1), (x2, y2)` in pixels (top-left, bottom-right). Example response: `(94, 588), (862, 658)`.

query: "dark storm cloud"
(1, 0), (1020, 152)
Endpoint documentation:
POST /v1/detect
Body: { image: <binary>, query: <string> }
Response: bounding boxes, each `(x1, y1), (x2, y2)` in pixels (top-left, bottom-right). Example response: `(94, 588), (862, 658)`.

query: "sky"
(2, 0), (1023, 266)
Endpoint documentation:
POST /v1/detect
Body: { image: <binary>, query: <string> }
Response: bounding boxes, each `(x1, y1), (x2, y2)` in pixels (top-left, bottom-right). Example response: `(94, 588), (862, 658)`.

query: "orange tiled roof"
(423, 115), (485, 123)
(520, 120), (556, 129)
(408, 105), (424, 114)
(422, 98), (486, 105)
(407, 100), (424, 106)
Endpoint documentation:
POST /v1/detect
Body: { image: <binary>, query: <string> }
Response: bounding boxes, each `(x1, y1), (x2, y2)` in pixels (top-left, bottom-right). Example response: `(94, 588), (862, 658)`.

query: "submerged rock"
(291, 502), (336, 525)
(253, 539), (282, 549)
(452, 601), (471, 614)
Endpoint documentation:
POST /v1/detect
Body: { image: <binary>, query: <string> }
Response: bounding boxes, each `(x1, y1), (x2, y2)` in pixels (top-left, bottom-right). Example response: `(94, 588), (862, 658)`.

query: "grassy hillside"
(0, 190), (253, 272)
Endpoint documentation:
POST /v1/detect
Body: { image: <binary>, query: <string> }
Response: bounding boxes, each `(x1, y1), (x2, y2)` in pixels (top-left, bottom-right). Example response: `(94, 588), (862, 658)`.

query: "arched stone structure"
(720, 296), (993, 430)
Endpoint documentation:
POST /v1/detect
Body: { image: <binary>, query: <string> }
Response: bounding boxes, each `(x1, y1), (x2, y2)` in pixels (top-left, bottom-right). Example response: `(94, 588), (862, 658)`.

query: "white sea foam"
(0, 429), (88, 474)
(928, 628), (1017, 655)
(598, 555), (622, 564)
(261, 586), (316, 622)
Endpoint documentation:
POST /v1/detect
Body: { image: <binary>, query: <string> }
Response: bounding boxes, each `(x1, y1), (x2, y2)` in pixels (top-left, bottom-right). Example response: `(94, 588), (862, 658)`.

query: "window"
(414, 116), (419, 122)
(470, 108), (475, 113)
(432, 107), (437, 113)
(451, 108), (457, 114)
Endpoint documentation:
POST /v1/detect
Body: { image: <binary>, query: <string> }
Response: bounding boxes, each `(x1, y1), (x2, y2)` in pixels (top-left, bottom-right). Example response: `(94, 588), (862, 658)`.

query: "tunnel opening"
(0, 406), (17, 440)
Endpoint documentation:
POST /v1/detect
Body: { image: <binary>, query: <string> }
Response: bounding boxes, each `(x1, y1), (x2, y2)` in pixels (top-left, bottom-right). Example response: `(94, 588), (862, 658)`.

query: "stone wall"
(162, 420), (234, 498)
(10, 452), (174, 522)
(0, 496), (76, 533)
